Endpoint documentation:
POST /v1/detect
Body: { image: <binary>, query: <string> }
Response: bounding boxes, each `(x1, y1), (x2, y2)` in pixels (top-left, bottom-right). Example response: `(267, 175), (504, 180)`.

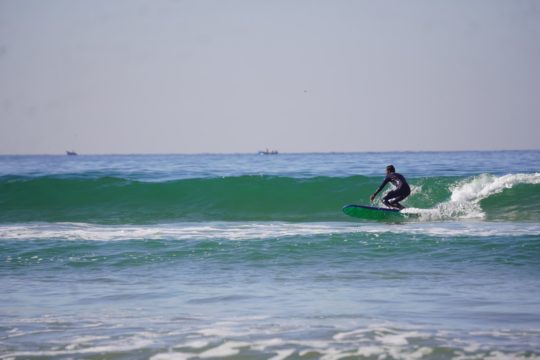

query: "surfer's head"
(386, 165), (395, 174)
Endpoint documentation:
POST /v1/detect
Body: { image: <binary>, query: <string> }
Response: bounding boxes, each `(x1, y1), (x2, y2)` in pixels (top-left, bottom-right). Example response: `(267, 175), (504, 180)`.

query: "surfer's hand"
(370, 194), (375, 202)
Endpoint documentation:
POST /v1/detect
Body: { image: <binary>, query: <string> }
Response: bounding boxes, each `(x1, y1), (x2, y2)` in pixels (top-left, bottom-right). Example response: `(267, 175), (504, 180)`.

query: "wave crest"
(404, 173), (540, 221)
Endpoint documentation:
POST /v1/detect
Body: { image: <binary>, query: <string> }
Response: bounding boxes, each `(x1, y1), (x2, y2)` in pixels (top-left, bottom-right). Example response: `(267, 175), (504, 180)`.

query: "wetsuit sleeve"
(373, 176), (390, 196)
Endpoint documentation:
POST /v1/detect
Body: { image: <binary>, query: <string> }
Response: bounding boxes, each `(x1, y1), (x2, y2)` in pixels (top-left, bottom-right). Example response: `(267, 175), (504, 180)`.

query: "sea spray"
(402, 173), (540, 221)
(450, 173), (540, 202)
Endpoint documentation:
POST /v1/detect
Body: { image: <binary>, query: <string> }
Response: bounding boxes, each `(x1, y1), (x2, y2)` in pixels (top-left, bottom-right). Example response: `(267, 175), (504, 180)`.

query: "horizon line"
(1, 148), (539, 156)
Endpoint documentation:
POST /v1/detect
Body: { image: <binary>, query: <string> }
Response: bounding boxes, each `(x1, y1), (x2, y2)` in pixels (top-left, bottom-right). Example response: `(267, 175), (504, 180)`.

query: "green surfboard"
(342, 204), (403, 220)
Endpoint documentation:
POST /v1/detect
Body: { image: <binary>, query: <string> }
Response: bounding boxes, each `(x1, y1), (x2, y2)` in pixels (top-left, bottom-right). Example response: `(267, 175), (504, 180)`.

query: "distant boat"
(66, 150), (78, 156)
(258, 149), (279, 155)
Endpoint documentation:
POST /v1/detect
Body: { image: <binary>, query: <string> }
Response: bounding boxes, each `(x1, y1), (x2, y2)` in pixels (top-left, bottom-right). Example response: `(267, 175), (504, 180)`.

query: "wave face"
(1, 173), (538, 223)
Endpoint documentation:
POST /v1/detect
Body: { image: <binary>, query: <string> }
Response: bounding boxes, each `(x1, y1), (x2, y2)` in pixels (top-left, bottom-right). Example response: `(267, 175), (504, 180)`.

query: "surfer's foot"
(392, 202), (405, 210)
(384, 199), (404, 210)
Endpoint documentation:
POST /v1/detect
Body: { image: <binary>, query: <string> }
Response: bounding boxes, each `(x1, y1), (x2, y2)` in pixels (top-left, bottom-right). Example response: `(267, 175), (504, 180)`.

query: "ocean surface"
(1, 151), (539, 360)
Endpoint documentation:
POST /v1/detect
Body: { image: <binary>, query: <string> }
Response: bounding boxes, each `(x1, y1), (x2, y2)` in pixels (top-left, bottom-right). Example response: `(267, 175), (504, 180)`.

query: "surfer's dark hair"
(386, 165), (395, 172)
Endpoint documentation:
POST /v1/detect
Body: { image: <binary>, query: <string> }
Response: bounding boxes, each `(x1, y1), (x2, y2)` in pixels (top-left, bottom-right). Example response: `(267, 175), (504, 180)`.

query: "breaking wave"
(0, 173), (538, 223)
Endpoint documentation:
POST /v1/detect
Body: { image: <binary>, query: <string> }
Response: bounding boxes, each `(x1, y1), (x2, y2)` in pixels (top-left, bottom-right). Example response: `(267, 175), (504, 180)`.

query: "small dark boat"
(258, 149), (279, 155)
(66, 151), (78, 156)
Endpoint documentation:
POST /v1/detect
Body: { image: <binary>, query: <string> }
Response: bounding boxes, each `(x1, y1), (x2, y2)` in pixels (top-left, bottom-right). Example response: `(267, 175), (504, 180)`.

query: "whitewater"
(1, 151), (540, 360)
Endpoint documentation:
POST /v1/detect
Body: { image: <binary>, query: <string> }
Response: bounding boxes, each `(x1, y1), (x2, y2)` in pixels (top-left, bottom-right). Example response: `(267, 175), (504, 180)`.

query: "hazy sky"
(1, 0), (539, 154)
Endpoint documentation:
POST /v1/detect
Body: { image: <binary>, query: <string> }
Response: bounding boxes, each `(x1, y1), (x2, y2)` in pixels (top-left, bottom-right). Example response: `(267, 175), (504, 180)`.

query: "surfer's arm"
(371, 177), (390, 200)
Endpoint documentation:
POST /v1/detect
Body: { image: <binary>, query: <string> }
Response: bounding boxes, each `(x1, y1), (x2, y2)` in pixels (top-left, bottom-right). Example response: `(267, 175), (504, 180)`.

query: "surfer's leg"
(382, 190), (399, 208)
(388, 191), (409, 210)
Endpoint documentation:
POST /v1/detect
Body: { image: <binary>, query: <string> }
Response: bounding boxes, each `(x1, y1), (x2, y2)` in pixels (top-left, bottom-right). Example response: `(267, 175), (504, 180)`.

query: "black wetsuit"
(374, 172), (410, 209)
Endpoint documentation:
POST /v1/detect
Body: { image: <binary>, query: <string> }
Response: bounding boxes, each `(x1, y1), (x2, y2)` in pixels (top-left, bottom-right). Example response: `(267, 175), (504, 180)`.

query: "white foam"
(196, 325), (252, 338)
(5, 316), (540, 360)
(0, 222), (363, 241)
(451, 173), (540, 203)
(376, 333), (409, 345)
(198, 341), (248, 358)
(320, 347), (355, 360)
(150, 352), (194, 360)
(484, 351), (540, 360)
(65, 335), (109, 350)
(333, 328), (371, 341)
(355, 345), (384, 357)
(6, 328), (25, 338)
(251, 338), (286, 351)
(2, 333), (154, 358)
(1, 219), (539, 244)
(268, 349), (295, 360)
(173, 340), (209, 349)
(409, 346), (433, 359)
(375, 330), (428, 346)
(405, 173), (540, 221)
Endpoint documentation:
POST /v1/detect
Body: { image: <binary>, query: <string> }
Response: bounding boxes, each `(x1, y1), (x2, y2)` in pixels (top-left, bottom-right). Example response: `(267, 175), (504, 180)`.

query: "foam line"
(1, 221), (539, 242)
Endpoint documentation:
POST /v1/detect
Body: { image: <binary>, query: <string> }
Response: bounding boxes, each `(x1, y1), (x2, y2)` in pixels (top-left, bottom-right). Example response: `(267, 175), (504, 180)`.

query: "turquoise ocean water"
(1, 151), (539, 359)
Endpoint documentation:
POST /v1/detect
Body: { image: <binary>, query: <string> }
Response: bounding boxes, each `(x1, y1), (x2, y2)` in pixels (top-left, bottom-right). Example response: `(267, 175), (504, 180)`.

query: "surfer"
(370, 165), (410, 210)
